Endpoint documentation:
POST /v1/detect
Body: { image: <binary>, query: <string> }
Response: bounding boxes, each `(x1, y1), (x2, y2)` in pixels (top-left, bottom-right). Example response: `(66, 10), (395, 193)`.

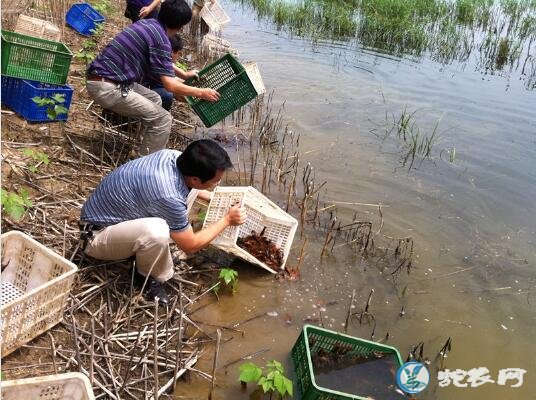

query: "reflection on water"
(236, 0), (536, 89)
(179, 0), (536, 399)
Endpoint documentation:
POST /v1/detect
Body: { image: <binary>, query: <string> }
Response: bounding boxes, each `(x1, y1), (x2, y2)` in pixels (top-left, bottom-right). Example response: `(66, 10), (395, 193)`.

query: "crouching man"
(80, 140), (245, 304)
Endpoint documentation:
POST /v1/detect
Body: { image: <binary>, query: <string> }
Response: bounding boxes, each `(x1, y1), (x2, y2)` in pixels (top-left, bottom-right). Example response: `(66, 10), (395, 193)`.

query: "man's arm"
(170, 203), (245, 254)
(173, 64), (198, 81)
(139, 0), (160, 18)
(160, 75), (219, 102)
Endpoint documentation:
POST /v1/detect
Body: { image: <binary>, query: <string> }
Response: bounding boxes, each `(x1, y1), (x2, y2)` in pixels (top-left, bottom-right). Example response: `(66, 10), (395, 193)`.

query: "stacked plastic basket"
(1, 15), (73, 122)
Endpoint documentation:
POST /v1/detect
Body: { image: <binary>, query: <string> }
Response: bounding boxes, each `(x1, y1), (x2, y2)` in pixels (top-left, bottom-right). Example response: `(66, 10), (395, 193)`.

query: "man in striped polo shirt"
(80, 140), (245, 304)
(87, 0), (219, 155)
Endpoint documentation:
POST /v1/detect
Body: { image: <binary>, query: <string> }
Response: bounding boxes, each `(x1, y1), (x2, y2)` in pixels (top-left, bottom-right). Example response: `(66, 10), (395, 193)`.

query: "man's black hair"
(158, 0), (192, 30)
(170, 34), (183, 53)
(177, 139), (233, 182)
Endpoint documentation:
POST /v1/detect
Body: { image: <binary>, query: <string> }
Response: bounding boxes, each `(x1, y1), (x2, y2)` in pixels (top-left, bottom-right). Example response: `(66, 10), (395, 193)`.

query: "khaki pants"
(87, 81), (172, 155)
(84, 190), (199, 281)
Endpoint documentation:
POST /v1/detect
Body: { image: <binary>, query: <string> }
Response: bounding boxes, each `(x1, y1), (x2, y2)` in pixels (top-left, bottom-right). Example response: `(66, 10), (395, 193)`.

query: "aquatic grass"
(235, 0), (536, 87)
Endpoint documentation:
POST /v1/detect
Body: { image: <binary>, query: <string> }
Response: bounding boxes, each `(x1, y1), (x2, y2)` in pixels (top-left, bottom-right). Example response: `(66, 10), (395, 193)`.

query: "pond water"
(175, 1), (536, 399)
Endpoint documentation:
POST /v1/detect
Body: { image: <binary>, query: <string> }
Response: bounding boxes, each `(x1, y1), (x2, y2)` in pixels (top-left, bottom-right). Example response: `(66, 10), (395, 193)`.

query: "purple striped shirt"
(88, 19), (174, 83)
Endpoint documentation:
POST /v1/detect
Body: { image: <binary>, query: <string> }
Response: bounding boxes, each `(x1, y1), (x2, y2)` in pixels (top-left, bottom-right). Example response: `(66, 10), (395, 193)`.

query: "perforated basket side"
(244, 62), (265, 95)
(291, 325), (404, 400)
(1, 30), (72, 84)
(66, 3), (105, 36)
(1, 76), (73, 122)
(15, 15), (61, 42)
(1, 372), (95, 400)
(200, 1), (230, 32)
(0, 231), (78, 356)
(185, 54), (257, 127)
(204, 187), (298, 271)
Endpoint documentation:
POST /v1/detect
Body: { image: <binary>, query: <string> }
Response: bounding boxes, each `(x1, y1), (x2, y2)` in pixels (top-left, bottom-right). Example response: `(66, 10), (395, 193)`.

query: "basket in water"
(66, 3), (105, 36)
(15, 14), (61, 42)
(1, 372), (95, 400)
(202, 186), (298, 273)
(1, 76), (73, 122)
(1, 231), (78, 356)
(199, 1), (230, 32)
(185, 53), (258, 127)
(291, 325), (404, 400)
(1, 30), (72, 84)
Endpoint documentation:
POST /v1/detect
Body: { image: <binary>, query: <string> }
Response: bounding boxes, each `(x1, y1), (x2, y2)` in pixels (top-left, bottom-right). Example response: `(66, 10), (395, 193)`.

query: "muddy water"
(176, 2), (536, 399)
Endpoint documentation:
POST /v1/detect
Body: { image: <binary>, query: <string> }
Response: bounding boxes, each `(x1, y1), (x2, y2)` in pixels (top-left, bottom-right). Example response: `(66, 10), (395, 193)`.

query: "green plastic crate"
(291, 325), (403, 400)
(1, 30), (72, 85)
(185, 53), (257, 128)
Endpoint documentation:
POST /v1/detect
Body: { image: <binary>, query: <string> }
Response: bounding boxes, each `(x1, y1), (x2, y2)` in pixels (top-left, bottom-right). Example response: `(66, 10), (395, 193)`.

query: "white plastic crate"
(199, 1), (230, 32)
(15, 14), (61, 42)
(1, 231), (78, 356)
(244, 62), (266, 95)
(203, 186), (298, 273)
(201, 33), (239, 58)
(1, 372), (95, 400)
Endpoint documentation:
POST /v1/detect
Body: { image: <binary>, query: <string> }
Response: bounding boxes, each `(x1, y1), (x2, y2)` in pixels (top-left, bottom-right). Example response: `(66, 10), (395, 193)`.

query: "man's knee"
(139, 218), (170, 247)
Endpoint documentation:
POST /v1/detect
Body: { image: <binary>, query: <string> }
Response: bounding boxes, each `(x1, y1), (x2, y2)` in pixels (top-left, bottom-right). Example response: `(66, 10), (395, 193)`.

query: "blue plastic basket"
(1, 76), (73, 122)
(66, 3), (105, 36)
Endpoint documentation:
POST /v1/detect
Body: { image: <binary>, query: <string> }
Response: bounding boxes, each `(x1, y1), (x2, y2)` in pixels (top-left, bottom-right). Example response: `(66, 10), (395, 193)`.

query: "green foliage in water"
(237, 0), (536, 84)
(239, 360), (293, 398)
(218, 267), (239, 293)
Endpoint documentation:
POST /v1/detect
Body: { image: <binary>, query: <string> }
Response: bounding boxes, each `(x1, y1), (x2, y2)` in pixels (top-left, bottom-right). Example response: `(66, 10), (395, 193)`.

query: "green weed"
(31, 94), (68, 121)
(21, 149), (50, 173)
(1, 188), (32, 220)
(239, 360), (293, 398)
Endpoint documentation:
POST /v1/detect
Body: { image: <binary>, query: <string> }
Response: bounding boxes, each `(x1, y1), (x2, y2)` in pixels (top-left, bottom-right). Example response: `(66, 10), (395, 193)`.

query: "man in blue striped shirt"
(80, 140), (245, 303)
(87, 0), (219, 155)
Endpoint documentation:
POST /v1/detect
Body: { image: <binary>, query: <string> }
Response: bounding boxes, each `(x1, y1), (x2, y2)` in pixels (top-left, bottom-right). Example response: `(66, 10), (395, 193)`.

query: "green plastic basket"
(291, 325), (403, 400)
(1, 30), (73, 85)
(185, 53), (257, 128)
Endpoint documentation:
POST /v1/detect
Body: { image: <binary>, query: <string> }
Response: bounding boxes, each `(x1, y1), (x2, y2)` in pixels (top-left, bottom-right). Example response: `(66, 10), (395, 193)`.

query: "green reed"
(236, 0), (536, 87)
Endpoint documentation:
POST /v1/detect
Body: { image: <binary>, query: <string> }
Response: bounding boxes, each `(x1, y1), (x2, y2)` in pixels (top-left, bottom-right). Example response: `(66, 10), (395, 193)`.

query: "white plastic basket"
(199, 1), (230, 32)
(203, 186), (298, 273)
(1, 231), (78, 356)
(1, 372), (95, 399)
(201, 33), (239, 58)
(244, 62), (266, 95)
(14, 14), (61, 42)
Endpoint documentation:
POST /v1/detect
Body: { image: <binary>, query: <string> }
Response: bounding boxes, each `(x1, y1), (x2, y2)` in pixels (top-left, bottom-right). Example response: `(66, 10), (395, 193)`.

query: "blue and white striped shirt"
(81, 150), (191, 232)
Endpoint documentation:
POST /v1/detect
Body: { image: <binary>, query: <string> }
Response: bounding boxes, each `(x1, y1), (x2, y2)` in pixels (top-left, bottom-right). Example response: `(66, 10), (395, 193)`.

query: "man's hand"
(225, 203), (246, 226)
(139, 6), (152, 18)
(183, 70), (199, 80)
(201, 88), (220, 102)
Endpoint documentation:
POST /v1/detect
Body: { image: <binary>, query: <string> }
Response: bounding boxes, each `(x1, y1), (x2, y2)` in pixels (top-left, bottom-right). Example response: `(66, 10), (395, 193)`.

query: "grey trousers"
(87, 81), (172, 155)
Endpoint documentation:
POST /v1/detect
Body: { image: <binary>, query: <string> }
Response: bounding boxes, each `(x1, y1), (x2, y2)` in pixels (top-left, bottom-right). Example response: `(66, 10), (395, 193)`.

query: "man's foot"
(144, 278), (170, 305)
(132, 269), (170, 305)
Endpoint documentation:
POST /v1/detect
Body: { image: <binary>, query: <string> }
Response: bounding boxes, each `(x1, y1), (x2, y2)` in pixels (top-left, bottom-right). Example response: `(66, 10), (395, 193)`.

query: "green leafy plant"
(91, 0), (112, 14)
(175, 61), (189, 71)
(239, 360), (293, 399)
(74, 39), (97, 64)
(1, 188), (32, 220)
(22, 148), (50, 173)
(219, 268), (238, 294)
(32, 94), (68, 121)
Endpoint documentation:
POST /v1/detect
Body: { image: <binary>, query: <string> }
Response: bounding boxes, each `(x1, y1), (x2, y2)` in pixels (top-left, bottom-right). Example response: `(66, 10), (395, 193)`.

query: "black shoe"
(144, 278), (170, 305)
(132, 269), (170, 305)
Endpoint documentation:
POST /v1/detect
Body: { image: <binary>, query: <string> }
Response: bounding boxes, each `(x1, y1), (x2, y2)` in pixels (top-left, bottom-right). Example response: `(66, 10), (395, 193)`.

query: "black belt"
(79, 222), (105, 251)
